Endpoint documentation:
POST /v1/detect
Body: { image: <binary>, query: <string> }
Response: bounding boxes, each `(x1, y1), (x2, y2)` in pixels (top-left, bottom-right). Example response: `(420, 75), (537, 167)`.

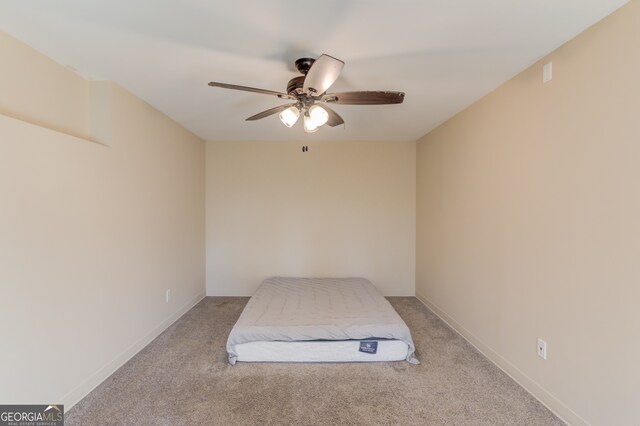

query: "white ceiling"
(0, 0), (628, 142)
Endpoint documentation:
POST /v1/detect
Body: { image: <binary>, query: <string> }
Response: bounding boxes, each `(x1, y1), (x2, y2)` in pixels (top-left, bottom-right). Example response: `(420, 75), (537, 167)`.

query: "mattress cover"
(226, 277), (419, 364)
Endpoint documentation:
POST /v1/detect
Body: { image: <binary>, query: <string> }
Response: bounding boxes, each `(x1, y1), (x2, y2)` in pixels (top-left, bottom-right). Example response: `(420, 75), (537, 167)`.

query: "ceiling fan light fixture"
(279, 105), (300, 127)
(208, 53), (405, 132)
(303, 113), (319, 133)
(309, 105), (329, 127)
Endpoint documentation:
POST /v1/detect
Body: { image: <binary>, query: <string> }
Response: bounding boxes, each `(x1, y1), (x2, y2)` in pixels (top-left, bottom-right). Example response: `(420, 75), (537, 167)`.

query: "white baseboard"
(415, 290), (588, 426)
(60, 291), (206, 410)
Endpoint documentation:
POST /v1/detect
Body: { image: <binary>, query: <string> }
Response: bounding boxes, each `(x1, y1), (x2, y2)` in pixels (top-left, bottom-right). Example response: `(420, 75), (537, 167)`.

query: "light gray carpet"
(67, 297), (563, 425)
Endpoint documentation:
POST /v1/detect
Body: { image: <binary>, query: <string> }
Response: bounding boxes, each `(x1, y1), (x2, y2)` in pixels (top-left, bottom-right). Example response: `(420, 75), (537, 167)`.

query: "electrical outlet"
(165, 289), (171, 303)
(537, 338), (547, 360)
(543, 62), (553, 83)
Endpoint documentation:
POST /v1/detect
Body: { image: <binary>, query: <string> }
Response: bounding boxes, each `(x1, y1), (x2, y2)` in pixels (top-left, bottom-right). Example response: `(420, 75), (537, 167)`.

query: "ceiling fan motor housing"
(287, 76), (306, 95)
(287, 57), (322, 96)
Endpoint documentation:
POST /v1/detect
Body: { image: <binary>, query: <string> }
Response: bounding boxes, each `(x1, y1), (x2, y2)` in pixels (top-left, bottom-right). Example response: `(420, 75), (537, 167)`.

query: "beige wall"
(206, 140), (416, 296)
(0, 32), (206, 408)
(416, 2), (640, 425)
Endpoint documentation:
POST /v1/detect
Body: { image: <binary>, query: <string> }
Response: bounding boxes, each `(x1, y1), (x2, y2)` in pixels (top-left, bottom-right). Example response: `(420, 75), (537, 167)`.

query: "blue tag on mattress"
(359, 341), (378, 354)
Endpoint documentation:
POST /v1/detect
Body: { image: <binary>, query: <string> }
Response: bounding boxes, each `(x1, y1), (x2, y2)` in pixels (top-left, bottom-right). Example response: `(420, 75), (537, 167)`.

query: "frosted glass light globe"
(309, 105), (329, 127)
(303, 113), (319, 133)
(279, 106), (300, 127)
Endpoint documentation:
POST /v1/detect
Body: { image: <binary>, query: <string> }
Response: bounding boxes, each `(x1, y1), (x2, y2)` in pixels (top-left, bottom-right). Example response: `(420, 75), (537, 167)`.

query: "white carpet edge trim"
(60, 291), (206, 410)
(415, 291), (587, 426)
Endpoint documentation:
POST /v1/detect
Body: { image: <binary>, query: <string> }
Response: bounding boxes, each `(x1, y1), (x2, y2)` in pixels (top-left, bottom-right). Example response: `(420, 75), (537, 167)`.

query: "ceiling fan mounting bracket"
(294, 57), (316, 75)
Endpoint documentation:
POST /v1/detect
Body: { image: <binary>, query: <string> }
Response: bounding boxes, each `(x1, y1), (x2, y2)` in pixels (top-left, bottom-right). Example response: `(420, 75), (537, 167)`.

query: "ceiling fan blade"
(303, 54), (344, 96)
(245, 103), (296, 121)
(322, 105), (344, 127)
(208, 82), (295, 100)
(321, 91), (405, 105)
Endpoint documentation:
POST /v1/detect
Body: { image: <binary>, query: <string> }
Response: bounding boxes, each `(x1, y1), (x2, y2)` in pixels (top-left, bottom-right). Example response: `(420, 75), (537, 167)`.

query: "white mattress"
(227, 277), (419, 364)
(235, 339), (410, 363)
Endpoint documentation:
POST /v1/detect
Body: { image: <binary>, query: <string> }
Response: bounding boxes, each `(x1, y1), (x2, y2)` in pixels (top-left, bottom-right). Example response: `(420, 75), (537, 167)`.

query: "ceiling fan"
(208, 54), (405, 133)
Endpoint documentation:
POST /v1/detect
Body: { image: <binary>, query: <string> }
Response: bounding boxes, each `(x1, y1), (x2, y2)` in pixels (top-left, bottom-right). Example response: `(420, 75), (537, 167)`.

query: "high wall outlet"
(165, 289), (171, 303)
(543, 62), (553, 83)
(537, 338), (547, 360)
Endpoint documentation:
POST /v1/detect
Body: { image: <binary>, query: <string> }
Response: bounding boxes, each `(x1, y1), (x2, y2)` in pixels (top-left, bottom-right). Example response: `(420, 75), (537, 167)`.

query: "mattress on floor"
(234, 339), (410, 363)
(226, 277), (419, 364)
